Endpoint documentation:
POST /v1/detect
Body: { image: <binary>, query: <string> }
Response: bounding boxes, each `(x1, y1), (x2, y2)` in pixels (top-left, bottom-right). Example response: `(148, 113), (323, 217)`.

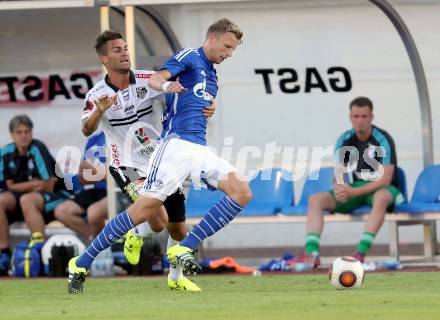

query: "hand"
(32, 180), (44, 191)
(203, 100), (216, 119)
(165, 81), (187, 93)
(333, 183), (354, 202)
(94, 95), (117, 113)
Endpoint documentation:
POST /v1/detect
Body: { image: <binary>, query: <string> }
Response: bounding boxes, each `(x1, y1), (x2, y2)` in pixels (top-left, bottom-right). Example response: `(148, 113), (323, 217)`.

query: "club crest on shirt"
(154, 180), (163, 188)
(83, 100), (94, 112)
(136, 87), (147, 99)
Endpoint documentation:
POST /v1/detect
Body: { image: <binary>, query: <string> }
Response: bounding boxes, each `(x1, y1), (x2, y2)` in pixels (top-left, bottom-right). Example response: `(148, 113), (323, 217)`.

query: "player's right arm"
(151, 47), (206, 93)
(149, 70), (186, 93)
(82, 95), (117, 136)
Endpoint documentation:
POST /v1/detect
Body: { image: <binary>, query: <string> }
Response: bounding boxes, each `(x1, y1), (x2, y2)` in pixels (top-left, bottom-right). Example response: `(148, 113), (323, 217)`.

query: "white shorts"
(140, 138), (237, 201)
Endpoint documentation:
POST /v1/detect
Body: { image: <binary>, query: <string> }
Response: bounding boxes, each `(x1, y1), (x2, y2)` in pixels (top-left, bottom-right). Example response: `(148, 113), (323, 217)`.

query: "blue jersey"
(160, 47), (218, 145)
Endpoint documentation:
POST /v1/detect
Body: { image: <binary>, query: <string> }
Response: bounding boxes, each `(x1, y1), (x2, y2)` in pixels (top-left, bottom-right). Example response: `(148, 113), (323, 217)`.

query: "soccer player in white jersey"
(73, 31), (214, 293)
(68, 20), (250, 294)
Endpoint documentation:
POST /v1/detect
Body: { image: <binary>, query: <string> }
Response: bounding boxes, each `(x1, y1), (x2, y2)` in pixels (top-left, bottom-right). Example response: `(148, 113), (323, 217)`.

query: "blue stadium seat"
(351, 166), (408, 214)
(185, 184), (224, 217)
(394, 164), (440, 213)
(241, 168), (294, 216)
(282, 167), (334, 215)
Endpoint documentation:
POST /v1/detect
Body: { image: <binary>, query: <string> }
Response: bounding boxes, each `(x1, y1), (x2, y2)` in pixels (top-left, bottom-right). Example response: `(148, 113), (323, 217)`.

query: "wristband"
(161, 81), (171, 92)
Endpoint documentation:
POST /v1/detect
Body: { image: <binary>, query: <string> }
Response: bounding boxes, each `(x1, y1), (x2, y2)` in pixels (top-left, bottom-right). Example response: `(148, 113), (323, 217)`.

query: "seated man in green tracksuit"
(290, 96), (403, 269)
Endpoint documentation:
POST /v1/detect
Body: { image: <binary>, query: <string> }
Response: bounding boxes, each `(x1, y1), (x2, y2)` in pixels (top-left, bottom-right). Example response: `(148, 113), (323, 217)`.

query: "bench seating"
(10, 221), (75, 237)
(185, 166), (440, 260)
(10, 166), (440, 261)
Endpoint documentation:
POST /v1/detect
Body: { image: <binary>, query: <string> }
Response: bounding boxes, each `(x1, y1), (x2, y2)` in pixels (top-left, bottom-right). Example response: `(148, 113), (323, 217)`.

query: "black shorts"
(72, 188), (107, 211)
(2, 190), (71, 224)
(1, 191), (25, 224)
(109, 166), (186, 223)
(163, 187), (186, 223)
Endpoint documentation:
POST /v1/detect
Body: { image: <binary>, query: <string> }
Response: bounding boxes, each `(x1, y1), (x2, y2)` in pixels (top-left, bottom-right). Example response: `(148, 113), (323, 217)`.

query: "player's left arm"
(350, 164), (394, 195)
(149, 69), (187, 93)
(334, 165), (394, 201)
(203, 100), (216, 119)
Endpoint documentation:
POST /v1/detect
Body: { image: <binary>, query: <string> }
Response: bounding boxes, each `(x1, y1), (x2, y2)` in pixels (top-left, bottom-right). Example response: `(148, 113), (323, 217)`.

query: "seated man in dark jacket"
(0, 115), (71, 275)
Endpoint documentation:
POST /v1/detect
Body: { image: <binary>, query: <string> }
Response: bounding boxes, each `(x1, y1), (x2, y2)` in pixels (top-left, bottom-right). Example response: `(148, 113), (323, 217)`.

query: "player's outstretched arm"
(150, 70), (187, 93)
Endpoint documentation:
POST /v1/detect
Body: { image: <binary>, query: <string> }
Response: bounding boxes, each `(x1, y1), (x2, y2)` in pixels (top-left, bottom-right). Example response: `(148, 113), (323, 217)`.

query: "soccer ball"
(329, 256), (364, 289)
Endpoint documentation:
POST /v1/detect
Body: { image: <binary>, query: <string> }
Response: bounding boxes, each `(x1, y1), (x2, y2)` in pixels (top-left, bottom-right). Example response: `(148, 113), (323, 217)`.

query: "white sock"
(167, 236), (183, 281)
(131, 222), (156, 237)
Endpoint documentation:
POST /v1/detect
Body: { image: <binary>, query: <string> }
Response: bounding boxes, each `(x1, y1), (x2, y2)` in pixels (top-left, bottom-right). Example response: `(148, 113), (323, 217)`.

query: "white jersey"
(82, 70), (164, 174)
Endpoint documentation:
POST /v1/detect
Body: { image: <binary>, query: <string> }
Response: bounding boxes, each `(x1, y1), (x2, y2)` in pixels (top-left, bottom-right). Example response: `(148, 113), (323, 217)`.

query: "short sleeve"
(30, 140), (56, 180)
(158, 48), (197, 78)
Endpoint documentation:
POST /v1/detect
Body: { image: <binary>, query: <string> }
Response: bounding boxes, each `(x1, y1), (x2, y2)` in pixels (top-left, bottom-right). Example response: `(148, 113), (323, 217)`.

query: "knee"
(20, 193), (40, 212)
(149, 220), (166, 233)
(231, 184), (252, 206)
(87, 208), (106, 225)
(308, 193), (324, 207)
(88, 213), (103, 226)
(129, 197), (162, 224)
(54, 203), (68, 221)
(19, 194), (31, 210)
(373, 190), (392, 207)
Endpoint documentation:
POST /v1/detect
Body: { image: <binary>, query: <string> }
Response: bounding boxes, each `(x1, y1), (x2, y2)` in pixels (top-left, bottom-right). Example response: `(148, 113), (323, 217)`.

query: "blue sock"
(180, 196), (243, 250)
(76, 210), (134, 270)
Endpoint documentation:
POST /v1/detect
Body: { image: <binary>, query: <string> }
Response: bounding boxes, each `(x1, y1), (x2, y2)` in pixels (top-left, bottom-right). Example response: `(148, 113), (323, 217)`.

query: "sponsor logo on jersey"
(124, 105), (135, 113)
(83, 100), (94, 112)
(112, 104), (122, 111)
(111, 143), (120, 167)
(140, 145), (155, 156)
(193, 79), (214, 101)
(161, 112), (170, 123)
(136, 87), (147, 99)
(135, 73), (152, 79)
(134, 128), (150, 144)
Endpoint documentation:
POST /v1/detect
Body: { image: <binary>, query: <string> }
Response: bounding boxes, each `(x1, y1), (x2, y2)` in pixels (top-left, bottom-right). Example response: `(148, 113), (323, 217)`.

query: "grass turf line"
(0, 272), (439, 320)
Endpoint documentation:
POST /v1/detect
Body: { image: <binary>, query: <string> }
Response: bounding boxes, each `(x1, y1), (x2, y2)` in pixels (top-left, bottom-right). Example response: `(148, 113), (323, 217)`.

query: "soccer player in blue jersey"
(68, 19), (250, 293)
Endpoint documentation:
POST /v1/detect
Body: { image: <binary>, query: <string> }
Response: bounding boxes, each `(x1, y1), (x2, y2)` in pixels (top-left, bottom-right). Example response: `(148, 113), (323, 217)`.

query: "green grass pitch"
(1, 272), (439, 320)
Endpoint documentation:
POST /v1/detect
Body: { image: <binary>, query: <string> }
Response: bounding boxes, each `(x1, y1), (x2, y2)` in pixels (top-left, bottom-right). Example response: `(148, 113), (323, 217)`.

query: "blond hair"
(206, 18), (243, 43)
